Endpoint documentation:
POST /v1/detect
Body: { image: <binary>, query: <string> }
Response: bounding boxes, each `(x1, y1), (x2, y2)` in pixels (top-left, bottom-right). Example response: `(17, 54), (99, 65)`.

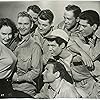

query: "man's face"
(42, 63), (56, 83)
(27, 9), (38, 22)
(0, 25), (12, 45)
(63, 10), (77, 30)
(48, 40), (63, 57)
(17, 16), (31, 36)
(79, 19), (94, 37)
(37, 17), (51, 36)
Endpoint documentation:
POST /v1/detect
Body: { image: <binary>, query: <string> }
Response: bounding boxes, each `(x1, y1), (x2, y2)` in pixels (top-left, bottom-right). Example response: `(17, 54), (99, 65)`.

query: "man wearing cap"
(45, 28), (100, 98)
(46, 29), (73, 74)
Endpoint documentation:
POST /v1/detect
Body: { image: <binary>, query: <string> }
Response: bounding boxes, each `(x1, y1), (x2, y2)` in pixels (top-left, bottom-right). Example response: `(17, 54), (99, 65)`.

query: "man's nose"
(20, 24), (25, 29)
(6, 35), (9, 39)
(49, 46), (52, 51)
(64, 18), (69, 24)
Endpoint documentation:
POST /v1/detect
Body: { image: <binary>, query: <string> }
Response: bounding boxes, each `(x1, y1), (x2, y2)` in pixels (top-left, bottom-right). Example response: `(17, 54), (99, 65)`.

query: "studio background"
(0, 0), (100, 26)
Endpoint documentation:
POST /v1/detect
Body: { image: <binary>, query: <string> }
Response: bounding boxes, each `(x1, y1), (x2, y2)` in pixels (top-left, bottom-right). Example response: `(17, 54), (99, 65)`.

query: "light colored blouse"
(0, 42), (17, 79)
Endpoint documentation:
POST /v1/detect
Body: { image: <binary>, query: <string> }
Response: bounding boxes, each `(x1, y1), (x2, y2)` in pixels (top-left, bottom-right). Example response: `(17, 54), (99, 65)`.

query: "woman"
(0, 18), (31, 97)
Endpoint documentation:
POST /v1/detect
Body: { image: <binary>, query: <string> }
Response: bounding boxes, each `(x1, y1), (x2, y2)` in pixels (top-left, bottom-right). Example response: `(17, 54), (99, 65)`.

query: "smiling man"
(57, 5), (81, 36)
(33, 9), (54, 65)
(12, 11), (42, 97)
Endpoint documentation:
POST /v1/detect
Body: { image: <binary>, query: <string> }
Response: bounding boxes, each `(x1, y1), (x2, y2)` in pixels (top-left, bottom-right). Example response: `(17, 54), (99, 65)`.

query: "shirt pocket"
(18, 53), (32, 71)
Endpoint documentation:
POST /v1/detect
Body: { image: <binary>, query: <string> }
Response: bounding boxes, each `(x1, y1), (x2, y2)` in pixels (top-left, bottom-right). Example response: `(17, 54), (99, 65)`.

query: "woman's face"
(0, 25), (13, 45)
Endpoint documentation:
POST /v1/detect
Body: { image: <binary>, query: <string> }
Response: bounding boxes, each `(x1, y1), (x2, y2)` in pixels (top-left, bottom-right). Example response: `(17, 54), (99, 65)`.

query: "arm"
(68, 37), (94, 69)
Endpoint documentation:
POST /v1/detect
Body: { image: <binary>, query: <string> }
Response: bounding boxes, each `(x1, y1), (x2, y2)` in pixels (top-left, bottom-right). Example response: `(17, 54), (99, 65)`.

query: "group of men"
(0, 3), (100, 98)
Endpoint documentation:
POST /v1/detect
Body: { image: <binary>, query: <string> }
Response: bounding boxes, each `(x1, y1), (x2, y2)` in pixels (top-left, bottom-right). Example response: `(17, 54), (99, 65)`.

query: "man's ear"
(60, 43), (65, 49)
(92, 24), (97, 31)
(55, 71), (60, 79)
(76, 17), (80, 23)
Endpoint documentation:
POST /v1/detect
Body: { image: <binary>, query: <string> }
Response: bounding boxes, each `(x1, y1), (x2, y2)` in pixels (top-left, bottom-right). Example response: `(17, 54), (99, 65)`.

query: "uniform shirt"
(12, 34), (42, 97)
(33, 27), (53, 65)
(71, 30), (100, 78)
(67, 30), (100, 98)
(35, 79), (79, 98)
(0, 42), (17, 79)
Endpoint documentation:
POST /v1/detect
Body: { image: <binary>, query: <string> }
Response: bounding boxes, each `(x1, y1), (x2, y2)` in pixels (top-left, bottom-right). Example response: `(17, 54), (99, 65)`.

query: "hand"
(12, 72), (18, 82)
(22, 74), (36, 85)
(26, 78), (36, 85)
(81, 51), (94, 70)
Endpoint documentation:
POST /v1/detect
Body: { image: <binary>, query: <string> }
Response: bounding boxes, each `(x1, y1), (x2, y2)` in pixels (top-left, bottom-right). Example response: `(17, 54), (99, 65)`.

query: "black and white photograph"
(0, 0), (100, 99)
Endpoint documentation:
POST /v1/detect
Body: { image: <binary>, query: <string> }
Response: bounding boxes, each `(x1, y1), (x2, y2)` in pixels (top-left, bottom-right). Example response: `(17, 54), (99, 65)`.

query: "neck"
(21, 34), (29, 40)
(49, 77), (61, 91)
(67, 23), (78, 32)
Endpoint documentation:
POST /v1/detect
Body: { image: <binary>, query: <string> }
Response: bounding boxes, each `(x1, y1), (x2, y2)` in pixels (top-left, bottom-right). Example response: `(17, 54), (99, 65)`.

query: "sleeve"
(68, 37), (88, 55)
(0, 46), (14, 79)
(18, 43), (42, 82)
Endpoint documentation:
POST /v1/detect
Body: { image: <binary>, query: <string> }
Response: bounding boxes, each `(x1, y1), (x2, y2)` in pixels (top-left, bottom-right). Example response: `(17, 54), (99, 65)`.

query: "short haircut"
(46, 37), (68, 47)
(47, 58), (73, 84)
(65, 5), (81, 18)
(79, 10), (100, 28)
(17, 11), (32, 24)
(38, 9), (54, 24)
(0, 18), (18, 38)
(27, 5), (41, 14)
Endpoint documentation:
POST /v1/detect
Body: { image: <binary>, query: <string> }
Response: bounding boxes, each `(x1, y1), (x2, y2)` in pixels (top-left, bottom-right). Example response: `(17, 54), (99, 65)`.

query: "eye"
(18, 22), (22, 25)
(43, 24), (48, 27)
(33, 17), (37, 20)
(1, 32), (6, 35)
(8, 33), (12, 37)
(24, 23), (29, 25)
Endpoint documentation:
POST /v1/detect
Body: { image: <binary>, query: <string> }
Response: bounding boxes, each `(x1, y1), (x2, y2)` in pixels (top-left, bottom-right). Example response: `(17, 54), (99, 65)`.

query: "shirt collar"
(18, 34), (31, 46)
(48, 79), (64, 95)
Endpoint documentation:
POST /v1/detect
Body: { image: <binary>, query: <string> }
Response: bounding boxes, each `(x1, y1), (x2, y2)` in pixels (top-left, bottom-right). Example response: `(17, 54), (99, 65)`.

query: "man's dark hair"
(27, 5), (41, 14)
(0, 18), (18, 38)
(46, 37), (68, 47)
(65, 5), (81, 18)
(17, 11), (32, 24)
(79, 10), (100, 28)
(47, 58), (73, 84)
(38, 9), (54, 24)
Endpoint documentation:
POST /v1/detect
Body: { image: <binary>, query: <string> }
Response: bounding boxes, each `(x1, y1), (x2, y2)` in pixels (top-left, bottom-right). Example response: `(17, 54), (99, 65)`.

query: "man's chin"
(43, 80), (47, 83)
